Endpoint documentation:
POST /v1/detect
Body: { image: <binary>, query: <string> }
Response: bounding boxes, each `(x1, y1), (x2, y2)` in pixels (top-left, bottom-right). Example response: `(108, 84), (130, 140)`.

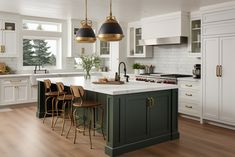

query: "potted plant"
(139, 64), (146, 74)
(132, 63), (140, 75)
(80, 54), (101, 79)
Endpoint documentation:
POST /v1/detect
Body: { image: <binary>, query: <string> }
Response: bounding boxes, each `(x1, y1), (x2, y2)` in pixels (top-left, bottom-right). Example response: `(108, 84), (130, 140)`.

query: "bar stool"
(53, 82), (73, 135)
(43, 79), (58, 128)
(66, 86), (105, 149)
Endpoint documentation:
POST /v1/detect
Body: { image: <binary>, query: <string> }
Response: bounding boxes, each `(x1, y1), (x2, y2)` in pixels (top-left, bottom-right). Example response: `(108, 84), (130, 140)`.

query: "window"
(22, 19), (62, 68)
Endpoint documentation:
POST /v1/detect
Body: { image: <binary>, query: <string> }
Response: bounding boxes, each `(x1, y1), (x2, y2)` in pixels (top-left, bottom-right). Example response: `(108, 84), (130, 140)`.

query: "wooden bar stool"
(43, 79), (58, 128)
(66, 86), (105, 149)
(53, 82), (73, 135)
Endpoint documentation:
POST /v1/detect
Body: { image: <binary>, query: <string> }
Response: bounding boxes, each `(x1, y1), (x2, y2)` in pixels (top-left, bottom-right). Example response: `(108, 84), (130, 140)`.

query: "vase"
(139, 69), (145, 74)
(134, 69), (139, 75)
(85, 70), (91, 79)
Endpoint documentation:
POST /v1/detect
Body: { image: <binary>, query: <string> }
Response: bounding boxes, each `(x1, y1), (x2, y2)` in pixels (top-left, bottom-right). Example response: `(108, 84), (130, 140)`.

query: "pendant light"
(76, 0), (96, 43)
(98, 0), (124, 41)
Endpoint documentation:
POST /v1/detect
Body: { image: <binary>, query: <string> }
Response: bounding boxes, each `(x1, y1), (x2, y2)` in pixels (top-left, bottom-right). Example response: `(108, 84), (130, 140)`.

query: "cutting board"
(92, 81), (125, 85)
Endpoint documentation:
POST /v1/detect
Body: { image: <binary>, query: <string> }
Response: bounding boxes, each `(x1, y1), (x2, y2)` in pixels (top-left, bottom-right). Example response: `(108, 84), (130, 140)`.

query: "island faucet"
(118, 62), (129, 82)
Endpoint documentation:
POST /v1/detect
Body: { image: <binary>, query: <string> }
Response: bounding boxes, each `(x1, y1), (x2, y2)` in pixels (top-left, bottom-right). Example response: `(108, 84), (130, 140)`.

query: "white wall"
(133, 44), (200, 74)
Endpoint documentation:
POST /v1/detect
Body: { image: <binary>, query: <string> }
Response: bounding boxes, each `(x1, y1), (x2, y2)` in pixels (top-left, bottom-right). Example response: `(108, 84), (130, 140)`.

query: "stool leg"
(73, 108), (77, 144)
(51, 97), (55, 129)
(53, 99), (59, 130)
(43, 97), (50, 123)
(89, 119), (92, 149)
(93, 107), (96, 136)
(66, 104), (73, 138)
(61, 101), (66, 136)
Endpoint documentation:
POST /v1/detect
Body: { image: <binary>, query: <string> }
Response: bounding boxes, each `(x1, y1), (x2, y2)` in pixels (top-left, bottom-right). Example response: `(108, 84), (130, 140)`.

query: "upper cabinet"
(0, 19), (18, 57)
(127, 21), (153, 58)
(97, 41), (110, 58)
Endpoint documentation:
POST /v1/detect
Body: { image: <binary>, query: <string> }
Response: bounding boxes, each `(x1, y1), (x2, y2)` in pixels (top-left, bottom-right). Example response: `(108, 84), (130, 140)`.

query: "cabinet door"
(203, 38), (220, 120)
(1, 84), (15, 104)
(3, 31), (17, 56)
(15, 84), (28, 102)
(150, 91), (171, 137)
(220, 36), (235, 124)
(124, 94), (149, 143)
(30, 85), (37, 101)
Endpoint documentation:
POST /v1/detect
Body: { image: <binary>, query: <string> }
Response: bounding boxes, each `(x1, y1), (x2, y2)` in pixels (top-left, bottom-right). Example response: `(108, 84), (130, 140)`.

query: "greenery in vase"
(80, 54), (101, 78)
(132, 63), (140, 69)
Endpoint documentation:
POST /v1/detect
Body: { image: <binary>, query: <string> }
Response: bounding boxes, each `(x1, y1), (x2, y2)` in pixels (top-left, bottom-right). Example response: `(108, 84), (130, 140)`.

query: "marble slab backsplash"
(133, 44), (201, 75)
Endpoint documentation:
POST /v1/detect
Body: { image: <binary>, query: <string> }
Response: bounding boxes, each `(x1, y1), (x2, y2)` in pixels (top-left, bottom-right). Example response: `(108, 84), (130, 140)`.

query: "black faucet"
(118, 62), (129, 82)
(34, 64), (48, 74)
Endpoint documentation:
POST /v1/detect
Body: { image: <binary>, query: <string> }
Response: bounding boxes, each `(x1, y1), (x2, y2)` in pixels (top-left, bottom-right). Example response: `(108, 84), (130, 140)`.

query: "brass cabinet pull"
(0, 45), (5, 53)
(185, 84), (192, 87)
(146, 97), (151, 107)
(151, 97), (155, 107)
(185, 93), (192, 97)
(216, 65), (220, 77)
(219, 65), (222, 77)
(185, 105), (192, 109)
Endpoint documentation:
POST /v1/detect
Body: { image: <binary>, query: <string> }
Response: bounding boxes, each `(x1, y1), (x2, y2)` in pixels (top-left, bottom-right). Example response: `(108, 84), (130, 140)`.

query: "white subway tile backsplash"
(133, 44), (200, 75)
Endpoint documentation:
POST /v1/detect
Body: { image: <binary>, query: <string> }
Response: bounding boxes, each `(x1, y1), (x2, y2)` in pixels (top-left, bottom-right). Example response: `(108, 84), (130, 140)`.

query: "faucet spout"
(118, 62), (129, 82)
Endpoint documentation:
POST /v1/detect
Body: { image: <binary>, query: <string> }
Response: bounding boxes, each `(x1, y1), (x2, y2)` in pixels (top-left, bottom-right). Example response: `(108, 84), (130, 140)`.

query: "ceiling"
(0, 0), (234, 22)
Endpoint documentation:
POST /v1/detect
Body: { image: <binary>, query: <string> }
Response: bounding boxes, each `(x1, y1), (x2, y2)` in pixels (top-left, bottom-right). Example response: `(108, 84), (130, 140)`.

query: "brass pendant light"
(76, 0), (96, 43)
(98, 0), (124, 41)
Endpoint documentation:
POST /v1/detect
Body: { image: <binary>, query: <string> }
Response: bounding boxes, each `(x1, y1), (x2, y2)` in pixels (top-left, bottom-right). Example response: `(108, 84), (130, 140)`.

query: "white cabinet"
(0, 20), (17, 57)
(127, 21), (153, 58)
(30, 85), (37, 101)
(97, 41), (110, 58)
(178, 79), (201, 118)
(203, 36), (235, 125)
(0, 78), (29, 105)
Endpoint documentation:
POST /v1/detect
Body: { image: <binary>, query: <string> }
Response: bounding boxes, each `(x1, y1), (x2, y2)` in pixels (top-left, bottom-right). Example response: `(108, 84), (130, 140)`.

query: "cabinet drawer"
(202, 9), (235, 23)
(2, 78), (28, 85)
(178, 81), (200, 90)
(179, 102), (200, 116)
(203, 21), (235, 36)
(179, 89), (201, 103)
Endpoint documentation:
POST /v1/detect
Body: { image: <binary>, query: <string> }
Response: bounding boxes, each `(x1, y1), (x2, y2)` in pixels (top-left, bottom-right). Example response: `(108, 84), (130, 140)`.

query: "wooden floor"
(0, 105), (235, 157)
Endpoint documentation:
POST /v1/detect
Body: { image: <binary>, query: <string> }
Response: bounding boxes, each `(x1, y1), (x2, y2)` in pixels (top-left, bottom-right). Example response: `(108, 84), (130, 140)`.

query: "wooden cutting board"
(92, 81), (124, 85)
(0, 63), (6, 73)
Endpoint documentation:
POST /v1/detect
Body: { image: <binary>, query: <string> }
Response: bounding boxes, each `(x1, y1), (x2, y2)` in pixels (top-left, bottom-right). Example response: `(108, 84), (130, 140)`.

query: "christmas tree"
(23, 39), (35, 66)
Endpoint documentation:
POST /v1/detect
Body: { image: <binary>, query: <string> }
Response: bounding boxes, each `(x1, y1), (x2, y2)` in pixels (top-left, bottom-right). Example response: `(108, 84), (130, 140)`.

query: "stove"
(136, 73), (192, 84)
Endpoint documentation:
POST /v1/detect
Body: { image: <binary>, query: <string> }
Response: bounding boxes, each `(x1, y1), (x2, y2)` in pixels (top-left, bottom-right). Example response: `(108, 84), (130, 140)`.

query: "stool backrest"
(56, 82), (65, 95)
(44, 79), (52, 93)
(70, 86), (84, 99)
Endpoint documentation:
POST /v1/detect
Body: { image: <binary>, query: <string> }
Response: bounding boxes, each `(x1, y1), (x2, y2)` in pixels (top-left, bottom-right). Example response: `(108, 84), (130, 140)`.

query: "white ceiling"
(0, 0), (234, 22)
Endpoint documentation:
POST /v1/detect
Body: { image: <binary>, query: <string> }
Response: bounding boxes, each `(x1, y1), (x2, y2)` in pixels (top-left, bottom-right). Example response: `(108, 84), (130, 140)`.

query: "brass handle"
(10, 80), (22, 83)
(185, 84), (192, 87)
(185, 105), (192, 109)
(219, 65), (222, 77)
(185, 93), (192, 97)
(0, 45), (5, 53)
(146, 97), (152, 107)
(216, 65), (220, 77)
(151, 97), (155, 107)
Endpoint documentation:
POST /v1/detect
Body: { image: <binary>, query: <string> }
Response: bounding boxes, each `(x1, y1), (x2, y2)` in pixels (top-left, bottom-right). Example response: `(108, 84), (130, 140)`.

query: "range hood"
(139, 36), (188, 46)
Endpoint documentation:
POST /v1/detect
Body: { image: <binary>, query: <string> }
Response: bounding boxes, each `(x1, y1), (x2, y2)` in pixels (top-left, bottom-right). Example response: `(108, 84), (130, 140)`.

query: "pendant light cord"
(85, 0), (88, 22)
(110, 0), (112, 17)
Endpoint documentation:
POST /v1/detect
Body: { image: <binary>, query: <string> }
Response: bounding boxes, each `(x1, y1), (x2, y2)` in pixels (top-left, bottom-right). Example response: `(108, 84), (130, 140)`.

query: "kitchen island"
(36, 76), (179, 157)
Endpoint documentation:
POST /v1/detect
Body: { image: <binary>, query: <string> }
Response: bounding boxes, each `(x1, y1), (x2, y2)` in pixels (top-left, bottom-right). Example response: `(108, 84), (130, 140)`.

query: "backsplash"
(0, 58), (18, 71)
(133, 44), (201, 75)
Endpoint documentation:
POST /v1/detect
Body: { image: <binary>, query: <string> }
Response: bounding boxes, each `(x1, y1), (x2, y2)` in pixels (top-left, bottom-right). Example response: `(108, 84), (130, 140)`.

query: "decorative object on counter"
(93, 77), (124, 85)
(75, 0), (96, 43)
(80, 54), (101, 79)
(139, 64), (146, 74)
(132, 63), (140, 75)
(97, 0), (124, 41)
(145, 65), (155, 74)
(0, 63), (15, 74)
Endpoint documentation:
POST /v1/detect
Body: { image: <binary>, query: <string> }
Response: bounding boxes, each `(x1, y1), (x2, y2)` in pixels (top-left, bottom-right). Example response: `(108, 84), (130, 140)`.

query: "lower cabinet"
(0, 77), (29, 105)
(30, 85), (38, 101)
(123, 90), (172, 144)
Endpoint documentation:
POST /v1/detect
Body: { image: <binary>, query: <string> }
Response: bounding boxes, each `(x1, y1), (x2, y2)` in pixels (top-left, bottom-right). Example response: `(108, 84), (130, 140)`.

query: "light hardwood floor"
(0, 105), (235, 157)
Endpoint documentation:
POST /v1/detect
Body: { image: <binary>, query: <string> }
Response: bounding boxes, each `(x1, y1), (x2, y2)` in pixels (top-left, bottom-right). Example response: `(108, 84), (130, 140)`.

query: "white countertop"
(37, 76), (178, 95)
(177, 77), (201, 81)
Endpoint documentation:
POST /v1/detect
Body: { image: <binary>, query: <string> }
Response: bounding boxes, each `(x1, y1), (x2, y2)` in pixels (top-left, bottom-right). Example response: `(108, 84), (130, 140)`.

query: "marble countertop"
(37, 76), (178, 95)
(177, 77), (201, 81)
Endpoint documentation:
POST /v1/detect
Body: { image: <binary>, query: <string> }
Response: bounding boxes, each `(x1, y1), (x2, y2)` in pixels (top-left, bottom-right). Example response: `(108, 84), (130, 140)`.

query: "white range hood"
(139, 36), (188, 46)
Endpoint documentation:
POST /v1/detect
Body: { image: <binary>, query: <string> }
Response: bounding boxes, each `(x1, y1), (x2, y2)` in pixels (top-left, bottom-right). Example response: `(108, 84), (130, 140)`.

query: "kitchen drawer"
(1, 78), (28, 85)
(178, 81), (201, 90)
(203, 20), (235, 36)
(179, 102), (200, 116)
(179, 89), (201, 103)
(202, 9), (235, 24)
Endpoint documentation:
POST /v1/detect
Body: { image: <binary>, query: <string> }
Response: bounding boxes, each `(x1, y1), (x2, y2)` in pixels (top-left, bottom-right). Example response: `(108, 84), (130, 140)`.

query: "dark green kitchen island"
(36, 77), (179, 157)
